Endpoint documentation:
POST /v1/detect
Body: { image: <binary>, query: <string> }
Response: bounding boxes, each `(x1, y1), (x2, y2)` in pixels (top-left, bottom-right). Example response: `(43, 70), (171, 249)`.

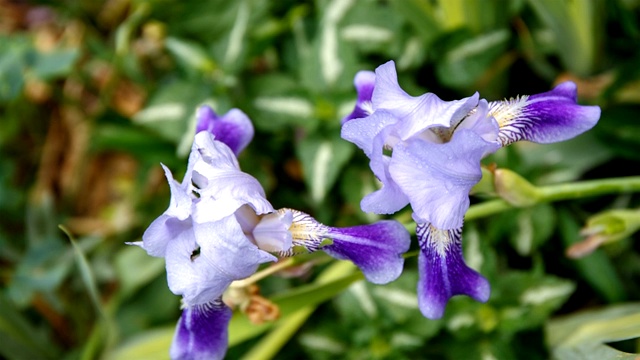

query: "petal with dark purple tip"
(489, 81), (601, 146)
(281, 208), (410, 284)
(342, 70), (376, 124)
(416, 223), (490, 319)
(324, 220), (411, 284)
(170, 301), (232, 360)
(196, 106), (254, 155)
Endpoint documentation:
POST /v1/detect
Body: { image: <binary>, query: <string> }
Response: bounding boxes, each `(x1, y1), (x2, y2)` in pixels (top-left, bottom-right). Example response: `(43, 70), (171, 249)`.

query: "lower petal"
(281, 209), (411, 284)
(324, 220), (411, 284)
(489, 81), (600, 146)
(416, 223), (490, 319)
(170, 300), (232, 360)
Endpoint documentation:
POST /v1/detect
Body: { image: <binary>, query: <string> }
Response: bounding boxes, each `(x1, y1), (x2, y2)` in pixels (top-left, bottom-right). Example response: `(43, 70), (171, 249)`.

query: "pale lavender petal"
(252, 210), (293, 252)
(341, 110), (399, 157)
(140, 214), (186, 257)
(416, 224), (490, 319)
(389, 130), (500, 229)
(371, 60), (479, 140)
(342, 70), (376, 124)
(324, 220), (411, 284)
(170, 301), (232, 360)
(161, 164), (192, 221)
(190, 132), (273, 223)
(360, 130), (409, 214)
(455, 99), (499, 145)
(166, 215), (276, 305)
(196, 106), (254, 155)
(342, 111), (409, 214)
(489, 81), (601, 146)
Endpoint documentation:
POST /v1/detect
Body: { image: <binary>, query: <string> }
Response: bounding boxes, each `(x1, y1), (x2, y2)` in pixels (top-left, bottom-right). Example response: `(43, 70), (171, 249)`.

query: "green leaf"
(133, 81), (209, 145)
(114, 245), (166, 299)
(510, 204), (556, 256)
(165, 37), (215, 75)
(104, 327), (173, 360)
(0, 294), (61, 360)
(547, 303), (640, 359)
(30, 49), (79, 80)
(296, 134), (355, 204)
(435, 28), (510, 89)
(527, 0), (603, 76)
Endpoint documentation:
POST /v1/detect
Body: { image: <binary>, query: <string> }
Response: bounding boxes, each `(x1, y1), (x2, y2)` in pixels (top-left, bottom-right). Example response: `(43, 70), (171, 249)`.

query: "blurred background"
(2, 0), (640, 359)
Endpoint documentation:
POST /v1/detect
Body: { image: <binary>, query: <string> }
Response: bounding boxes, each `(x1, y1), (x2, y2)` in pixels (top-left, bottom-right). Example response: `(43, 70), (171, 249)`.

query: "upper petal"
(170, 301), (232, 360)
(341, 110), (399, 157)
(489, 81), (601, 146)
(389, 130), (499, 229)
(161, 164), (192, 221)
(190, 132), (273, 223)
(196, 106), (254, 156)
(342, 70), (376, 124)
(371, 60), (480, 140)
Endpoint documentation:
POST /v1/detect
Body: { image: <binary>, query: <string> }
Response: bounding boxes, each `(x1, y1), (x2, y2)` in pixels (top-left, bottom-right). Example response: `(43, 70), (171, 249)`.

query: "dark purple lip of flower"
(416, 223), (490, 319)
(489, 81), (600, 147)
(277, 208), (411, 285)
(195, 105), (254, 156)
(342, 70), (376, 125)
(170, 300), (232, 360)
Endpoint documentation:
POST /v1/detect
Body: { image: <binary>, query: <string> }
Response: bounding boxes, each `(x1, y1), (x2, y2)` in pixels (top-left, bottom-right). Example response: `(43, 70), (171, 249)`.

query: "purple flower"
(341, 60), (600, 319)
(134, 107), (411, 359)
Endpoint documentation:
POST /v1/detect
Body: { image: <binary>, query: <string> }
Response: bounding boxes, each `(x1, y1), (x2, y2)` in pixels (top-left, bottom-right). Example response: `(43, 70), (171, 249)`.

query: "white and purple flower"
(341, 60), (600, 319)
(133, 105), (411, 359)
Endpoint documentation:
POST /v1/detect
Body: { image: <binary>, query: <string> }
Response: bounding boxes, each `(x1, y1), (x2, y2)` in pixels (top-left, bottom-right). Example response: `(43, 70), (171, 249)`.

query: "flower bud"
(494, 168), (541, 207)
(567, 209), (640, 258)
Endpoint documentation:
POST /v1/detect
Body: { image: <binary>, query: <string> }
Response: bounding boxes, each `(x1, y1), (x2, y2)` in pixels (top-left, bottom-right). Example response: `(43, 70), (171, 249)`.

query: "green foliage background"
(2, 0), (640, 359)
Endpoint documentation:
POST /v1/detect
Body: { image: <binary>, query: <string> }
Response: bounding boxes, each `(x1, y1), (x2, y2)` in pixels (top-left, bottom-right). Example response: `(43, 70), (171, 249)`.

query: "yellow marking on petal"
(428, 225), (455, 257)
(488, 95), (530, 128)
(276, 208), (328, 255)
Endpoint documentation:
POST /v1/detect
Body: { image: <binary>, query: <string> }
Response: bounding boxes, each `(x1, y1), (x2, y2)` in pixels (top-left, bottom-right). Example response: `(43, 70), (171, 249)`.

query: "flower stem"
(230, 258), (297, 288)
(466, 176), (640, 221)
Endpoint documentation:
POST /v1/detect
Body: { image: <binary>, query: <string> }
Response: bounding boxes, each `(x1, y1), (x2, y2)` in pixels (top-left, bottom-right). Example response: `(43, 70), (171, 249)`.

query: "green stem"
(537, 177), (640, 202)
(466, 176), (640, 221)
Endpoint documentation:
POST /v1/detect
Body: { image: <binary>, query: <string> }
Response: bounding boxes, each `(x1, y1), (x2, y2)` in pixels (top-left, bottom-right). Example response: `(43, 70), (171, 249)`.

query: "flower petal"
(196, 106), (254, 155)
(139, 214), (187, 257)
(324, 220), (411, 284)
(416, 223), (490, 319)
(341, 110), (399, 157)
(252, 210), (293, 252)
(170, 301), (232, 360)
(489, 81), (601, 146)
(161, 164), (192, 221)
(190, 132), (273, 223)
(342, 70), (376, 124)
(342, 111), (410, 214)
(371, 60), (480, 140)
(166, 215), (276, 305)
(281, 209), (410, 284)
(389, 130), (500, 229)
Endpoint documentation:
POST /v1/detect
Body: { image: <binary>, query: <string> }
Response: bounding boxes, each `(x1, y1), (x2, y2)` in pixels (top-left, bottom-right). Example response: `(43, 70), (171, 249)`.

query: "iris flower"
(341, 60), (600, 319)
(132, 106), (411, 359)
